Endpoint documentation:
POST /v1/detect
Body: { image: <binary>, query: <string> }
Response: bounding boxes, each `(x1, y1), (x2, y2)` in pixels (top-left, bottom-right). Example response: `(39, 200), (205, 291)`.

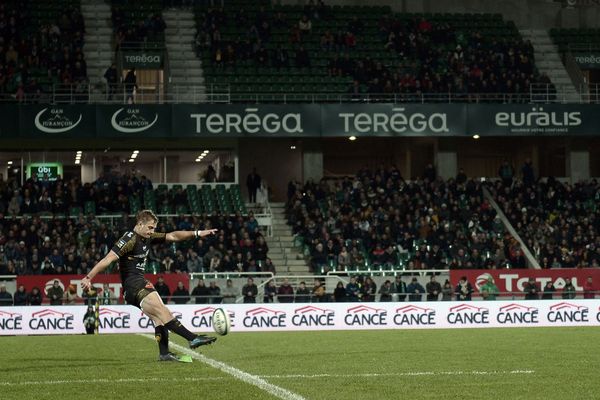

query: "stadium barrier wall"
(2, 300), (600, 335)
(3, 104), (600, 138)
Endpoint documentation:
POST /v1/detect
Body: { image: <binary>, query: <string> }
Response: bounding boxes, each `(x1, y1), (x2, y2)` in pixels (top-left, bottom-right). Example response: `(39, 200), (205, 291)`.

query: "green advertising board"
(96, 105), (171, 137)
(574, 53), (600, 69)
(27, 163), (63, 181)
(122, 51), (164, 69)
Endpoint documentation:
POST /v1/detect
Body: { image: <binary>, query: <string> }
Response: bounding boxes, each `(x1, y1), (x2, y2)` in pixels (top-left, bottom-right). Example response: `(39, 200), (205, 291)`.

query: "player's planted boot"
(158, 352), (193, 363)
(189, 335), (217, 349)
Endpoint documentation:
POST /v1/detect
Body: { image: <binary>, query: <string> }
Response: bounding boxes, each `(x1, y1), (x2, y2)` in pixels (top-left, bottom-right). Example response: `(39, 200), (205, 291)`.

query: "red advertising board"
(16, 274), (188, 303)
(449, 269), (600, 294)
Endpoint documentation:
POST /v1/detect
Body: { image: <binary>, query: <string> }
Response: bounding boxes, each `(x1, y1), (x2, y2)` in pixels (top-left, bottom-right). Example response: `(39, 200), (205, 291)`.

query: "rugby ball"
(212, 308), (231, 336)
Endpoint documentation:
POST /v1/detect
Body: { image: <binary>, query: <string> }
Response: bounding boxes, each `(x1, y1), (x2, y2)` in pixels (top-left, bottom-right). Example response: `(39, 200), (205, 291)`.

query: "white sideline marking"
(261, 370), (535, 379)
(140, 334), (307, 400)
(0, 369), (535, 387)
(0, 377), (227, 386)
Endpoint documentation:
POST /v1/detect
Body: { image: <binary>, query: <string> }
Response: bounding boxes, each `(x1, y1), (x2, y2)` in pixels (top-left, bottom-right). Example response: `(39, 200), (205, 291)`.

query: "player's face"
(138, 221), (156, 238)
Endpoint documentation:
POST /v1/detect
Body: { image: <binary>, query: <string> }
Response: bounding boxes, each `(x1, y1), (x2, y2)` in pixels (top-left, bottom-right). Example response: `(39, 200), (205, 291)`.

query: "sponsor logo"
(0, 310), (23, 330)
(575, 54), (600, 65)
(393, 305), (436, 326)
(494, 107), (581, 134)
(596, 306), (600, 323)
(190, 108), (303, 134)
(98, 308), (131, 329)
(139, 311), (182, 329)
(344, 305), (387, 326)
(547, 302), (589, 323)
(34, 108), (82, 133)
(291, 305), (334, 327)
(29, 309), (74, 330)
(123, 54), (162, 65)
(496, 303), (539, 324)
(339, 107), (449, 134)
(111, 108), (158, 133)
(474, 273), (584, 292)
(447, 304), (489, 325)
(243, 307), (286, 328)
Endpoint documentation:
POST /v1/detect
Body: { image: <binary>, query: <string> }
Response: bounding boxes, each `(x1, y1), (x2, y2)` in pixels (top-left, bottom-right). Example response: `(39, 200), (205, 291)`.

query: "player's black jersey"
(111, 231), (166, 285)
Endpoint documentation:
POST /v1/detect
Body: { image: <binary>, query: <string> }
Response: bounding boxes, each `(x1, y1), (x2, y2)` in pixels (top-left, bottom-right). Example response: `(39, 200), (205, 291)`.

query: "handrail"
(562, 50), (588, 96)
(4, 84), (600, 104)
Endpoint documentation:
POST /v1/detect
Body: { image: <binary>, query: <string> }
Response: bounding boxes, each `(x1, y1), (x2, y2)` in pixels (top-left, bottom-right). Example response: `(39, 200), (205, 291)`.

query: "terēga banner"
(6, 104), (600, 139)
(2, 301), (600, 335)
(15, 274), (189, 302)
(449, 269), (600, 294)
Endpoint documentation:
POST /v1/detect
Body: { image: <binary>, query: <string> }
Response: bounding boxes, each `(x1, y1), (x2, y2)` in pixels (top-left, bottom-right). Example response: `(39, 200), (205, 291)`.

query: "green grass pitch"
(1, 328), (599, 400)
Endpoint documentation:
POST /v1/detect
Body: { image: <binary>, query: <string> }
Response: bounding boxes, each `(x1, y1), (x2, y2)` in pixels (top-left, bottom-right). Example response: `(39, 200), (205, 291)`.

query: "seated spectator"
(524, 278), (539, 300)
(263, 281), (277, 303)
(295, 46), (311, 68)
(28, 286), (43, 305)
(333, 281), (347, 302)
(298, 15), (312, 35)
(242, 277), (258, 303)
(221, 279), (238, 304)
(192, 279), (210, 304)
(172, 281), (190, 304)
(407, 277), (425, 301)
(455, 276), (474, 301)
(13, 284), (28, 306)
(209, 281), (221, 304)
(295, 281), (311, 302)
(277, 278), (294, 303)
(345, 276), (360, 301)
(0, 284), (13, 306)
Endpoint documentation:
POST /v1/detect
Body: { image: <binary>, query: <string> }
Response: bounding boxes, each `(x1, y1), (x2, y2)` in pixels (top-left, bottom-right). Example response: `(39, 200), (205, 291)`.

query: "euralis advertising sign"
(2, 301), (600, 335)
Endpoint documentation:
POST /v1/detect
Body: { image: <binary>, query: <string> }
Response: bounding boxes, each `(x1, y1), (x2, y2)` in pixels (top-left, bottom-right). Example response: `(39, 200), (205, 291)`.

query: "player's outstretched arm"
(81, 251), (120, 291)
(165, 229), (218, 242)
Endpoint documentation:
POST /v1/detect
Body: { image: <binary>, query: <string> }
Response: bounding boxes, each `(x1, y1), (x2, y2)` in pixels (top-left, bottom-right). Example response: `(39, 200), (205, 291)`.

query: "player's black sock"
(164, 318), (197, 341)
(155, 325), (169, 355)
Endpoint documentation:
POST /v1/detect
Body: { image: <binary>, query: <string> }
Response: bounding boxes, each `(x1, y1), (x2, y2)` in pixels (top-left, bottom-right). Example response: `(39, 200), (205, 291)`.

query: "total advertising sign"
(1, 301), (600, 335)
(16, 274), (187, 301)
(449, 269), (600, 294)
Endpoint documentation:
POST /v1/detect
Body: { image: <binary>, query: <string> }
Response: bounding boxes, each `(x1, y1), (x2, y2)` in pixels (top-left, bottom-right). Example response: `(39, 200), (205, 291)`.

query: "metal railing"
(5, 83), (600, 104)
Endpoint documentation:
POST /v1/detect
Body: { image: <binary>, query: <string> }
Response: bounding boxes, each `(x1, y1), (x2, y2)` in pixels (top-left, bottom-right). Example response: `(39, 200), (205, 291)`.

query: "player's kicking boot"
(189, 335), (217, 349)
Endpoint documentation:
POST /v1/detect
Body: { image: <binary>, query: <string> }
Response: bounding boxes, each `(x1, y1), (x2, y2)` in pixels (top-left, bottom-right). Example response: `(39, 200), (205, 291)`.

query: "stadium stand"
(194, 2), (552, 102)
(286, 167), (523, 274)
(490, 178), (600, 268)
(549, 27), (600, 53)
(0, 0), (87, 102)
(111, 0), (166, 49)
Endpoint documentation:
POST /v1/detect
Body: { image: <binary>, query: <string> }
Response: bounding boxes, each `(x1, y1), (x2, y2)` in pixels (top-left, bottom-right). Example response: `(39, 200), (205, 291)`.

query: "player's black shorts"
(123, 278), (156, 309)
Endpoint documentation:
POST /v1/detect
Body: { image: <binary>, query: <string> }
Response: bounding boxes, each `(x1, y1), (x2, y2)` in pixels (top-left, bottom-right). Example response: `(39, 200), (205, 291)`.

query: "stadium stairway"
(519, 28), (580, 102)
(82, 0), (113, 89)
(163, 8), (206, 102)
(269, 202), (310, 275)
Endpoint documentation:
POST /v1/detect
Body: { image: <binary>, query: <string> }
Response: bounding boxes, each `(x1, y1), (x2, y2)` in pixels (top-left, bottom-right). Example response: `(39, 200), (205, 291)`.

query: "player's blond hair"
(136, 209), (158, 224)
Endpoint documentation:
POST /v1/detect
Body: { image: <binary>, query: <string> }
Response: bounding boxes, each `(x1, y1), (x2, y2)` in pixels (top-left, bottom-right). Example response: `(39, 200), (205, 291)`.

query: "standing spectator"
(333, 281), (346, 302)
(426, 276), (442, 301)
(191, 279), (210, 304)
(455, 276), (474, 301)
(0, 284), (13, 306)
(441, 280), (454, 301)
(263, 281), (277, 303)
(390, 275), (407, 302)
(498, 160), (514, 186)
(277, 278), (294, 303)
(221, 279), (238, 304)
(155, 277), (171, 303)
(46, 280), (64, 305)
(345, 276), (360, 301)
(242, 277), (258, 303)
(295, 281), (311, 302)
(480, 276), (499, 300)
(262, 258), (276, 275)
(524, 278), (539, 300)
(83, 305), (96, 335)
(13, 285), (28, 306)
(542, 281), (556, 299)
(209, 281), (222, 304)
(521, 158), (535, 186)
(28, 286), (43, 305)
(562, 278), (576, 299)
(407, 277), (425, 301)
(124, 67), (137, 103)
(172, 281), (190, 304)
(583, 277), (596, 299)
(379, 280), (392, 302)
(246, 168), (261, 203)
(104, 63), (118, 100)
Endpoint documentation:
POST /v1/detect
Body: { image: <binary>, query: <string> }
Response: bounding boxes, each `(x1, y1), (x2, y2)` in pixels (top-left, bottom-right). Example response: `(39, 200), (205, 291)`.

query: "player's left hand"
(199, 229), (218, 237)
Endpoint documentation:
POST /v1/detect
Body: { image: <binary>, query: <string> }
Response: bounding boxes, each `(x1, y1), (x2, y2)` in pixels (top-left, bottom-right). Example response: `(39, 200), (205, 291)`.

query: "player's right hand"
(81, 277), (92, 291)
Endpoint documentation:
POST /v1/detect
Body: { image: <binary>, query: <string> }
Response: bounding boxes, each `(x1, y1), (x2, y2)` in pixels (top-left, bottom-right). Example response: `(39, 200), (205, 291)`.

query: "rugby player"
(81, 210), (217, 361)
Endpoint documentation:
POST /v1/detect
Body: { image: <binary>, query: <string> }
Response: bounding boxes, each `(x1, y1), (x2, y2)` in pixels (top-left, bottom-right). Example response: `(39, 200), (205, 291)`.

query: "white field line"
(139, 334), (307, 400)
(0, 377), (227, 386)
(261, 370), (536, 379)
(0, 369), (535, 387)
